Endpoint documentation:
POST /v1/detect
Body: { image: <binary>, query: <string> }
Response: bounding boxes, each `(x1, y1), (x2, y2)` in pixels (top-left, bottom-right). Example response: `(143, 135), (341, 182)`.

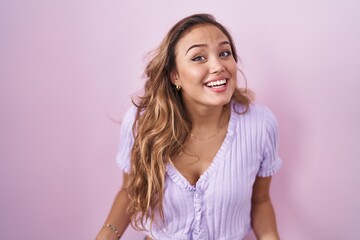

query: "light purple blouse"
(116, 102), (282, 240)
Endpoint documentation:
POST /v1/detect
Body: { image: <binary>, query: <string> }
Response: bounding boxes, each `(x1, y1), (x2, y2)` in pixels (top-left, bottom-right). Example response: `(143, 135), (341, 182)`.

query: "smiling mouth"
(205, 79), (227, 88)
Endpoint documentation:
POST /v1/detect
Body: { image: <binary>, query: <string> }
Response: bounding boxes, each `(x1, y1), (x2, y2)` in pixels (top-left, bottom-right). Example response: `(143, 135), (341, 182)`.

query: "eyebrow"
(185, 41), (231, 55)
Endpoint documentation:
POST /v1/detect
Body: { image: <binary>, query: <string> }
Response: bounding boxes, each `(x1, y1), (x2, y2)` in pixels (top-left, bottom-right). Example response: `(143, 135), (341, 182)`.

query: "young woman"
(96, 13), (282, 240)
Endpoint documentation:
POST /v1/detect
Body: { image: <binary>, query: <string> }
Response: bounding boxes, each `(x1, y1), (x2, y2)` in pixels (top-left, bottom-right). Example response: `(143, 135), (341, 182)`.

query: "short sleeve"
(257, 106), (282, 177)
(115, 106), (137, 174)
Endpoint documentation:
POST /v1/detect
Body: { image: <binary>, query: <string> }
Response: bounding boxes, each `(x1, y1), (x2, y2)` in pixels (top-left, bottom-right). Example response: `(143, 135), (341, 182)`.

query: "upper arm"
(120, 172), (131, 191)
(252, 176), (272, 203)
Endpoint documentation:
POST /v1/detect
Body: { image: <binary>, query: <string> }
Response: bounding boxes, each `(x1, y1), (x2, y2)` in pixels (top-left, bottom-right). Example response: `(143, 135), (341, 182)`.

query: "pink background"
(1, 1), (360, 239)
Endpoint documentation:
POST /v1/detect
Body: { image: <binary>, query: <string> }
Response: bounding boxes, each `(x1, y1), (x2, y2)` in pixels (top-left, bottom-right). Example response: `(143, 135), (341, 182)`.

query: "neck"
(186, 103), (231, 138)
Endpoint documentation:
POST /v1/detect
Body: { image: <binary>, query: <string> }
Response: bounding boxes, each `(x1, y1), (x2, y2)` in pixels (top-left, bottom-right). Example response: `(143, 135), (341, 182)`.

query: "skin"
(170, 24), (237, 184)
(251, 177), (280, 239)
(96, 24), (280, 240)
(96, 173), (131, 240)
(171, 24), (237, 117)
(172, 24), (280, 239)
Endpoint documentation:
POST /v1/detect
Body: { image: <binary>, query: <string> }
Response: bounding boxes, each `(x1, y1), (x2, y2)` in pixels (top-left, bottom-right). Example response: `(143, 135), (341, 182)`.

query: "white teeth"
(206, 79), (227, 87)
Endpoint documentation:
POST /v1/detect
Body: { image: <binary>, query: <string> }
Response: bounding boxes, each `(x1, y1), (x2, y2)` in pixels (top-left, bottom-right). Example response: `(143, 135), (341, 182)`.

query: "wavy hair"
(126, 13), (253, 231)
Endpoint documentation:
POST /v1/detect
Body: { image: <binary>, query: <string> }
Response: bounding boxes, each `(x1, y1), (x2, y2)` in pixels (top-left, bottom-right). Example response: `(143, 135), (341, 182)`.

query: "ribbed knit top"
(116, 102), (282, 240)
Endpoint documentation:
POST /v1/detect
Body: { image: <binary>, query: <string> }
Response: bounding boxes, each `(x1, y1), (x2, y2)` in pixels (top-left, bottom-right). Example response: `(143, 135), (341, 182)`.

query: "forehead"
(176, 24), (230, 51)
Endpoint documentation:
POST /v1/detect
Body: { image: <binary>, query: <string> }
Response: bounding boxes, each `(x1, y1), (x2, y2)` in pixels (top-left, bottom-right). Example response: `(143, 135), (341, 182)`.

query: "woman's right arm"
(96, 172), (132, 240)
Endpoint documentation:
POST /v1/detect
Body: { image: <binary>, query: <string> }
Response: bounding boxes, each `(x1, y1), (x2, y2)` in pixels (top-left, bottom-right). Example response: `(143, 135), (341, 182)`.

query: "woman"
(96, 13), (282, 240)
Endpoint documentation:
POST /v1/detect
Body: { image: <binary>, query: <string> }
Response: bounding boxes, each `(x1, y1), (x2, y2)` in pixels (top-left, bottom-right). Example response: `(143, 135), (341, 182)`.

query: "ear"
(170, 70), (179, 85)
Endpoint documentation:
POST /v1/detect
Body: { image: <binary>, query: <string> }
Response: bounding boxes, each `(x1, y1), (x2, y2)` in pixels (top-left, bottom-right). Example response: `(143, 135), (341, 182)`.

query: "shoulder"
(232, 102), (277, 123)
(230, 102), (279, 144)
(121, 104), (137, 126)
(116, 105), (138, 173)
(118, 104), (138, 139)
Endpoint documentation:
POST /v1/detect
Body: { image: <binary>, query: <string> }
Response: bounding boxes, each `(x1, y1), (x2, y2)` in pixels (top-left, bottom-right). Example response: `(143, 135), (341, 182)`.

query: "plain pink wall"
(1, 1), (359, 239)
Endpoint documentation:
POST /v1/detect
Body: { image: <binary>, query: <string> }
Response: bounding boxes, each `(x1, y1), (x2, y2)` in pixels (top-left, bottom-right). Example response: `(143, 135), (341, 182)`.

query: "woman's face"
(172, 24), (237, 109)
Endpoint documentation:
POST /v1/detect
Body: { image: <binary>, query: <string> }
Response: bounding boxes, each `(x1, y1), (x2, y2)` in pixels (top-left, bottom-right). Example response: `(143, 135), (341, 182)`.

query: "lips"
(205, 79), (227, 88)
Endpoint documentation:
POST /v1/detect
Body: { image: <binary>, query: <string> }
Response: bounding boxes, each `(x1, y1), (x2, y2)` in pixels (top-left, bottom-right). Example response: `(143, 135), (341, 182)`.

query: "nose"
(209, 56), (225, 74)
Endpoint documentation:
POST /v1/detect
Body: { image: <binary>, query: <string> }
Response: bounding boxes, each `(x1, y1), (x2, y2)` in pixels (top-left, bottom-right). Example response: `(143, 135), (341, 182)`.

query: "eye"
(220, 50), (232, 57)
(191, 55), (206, 62)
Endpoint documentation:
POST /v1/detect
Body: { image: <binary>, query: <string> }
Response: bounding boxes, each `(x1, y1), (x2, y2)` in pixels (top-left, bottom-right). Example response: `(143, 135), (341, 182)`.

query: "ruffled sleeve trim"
(257, 156), (282, 177)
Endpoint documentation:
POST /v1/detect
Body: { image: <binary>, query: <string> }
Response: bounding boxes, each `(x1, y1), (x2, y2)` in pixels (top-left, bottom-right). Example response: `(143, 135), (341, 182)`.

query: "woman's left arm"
(251, 176), (280, 240)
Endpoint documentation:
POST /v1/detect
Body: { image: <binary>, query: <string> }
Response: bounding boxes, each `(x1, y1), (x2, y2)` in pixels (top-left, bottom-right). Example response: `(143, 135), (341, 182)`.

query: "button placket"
(193, 185), (209, 239)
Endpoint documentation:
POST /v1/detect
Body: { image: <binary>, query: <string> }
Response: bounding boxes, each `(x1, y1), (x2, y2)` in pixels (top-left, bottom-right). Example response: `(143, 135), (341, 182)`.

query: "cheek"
(229, 65), (238, 82)
(229, 61), (237, 74)
(178, 66), (206, 84)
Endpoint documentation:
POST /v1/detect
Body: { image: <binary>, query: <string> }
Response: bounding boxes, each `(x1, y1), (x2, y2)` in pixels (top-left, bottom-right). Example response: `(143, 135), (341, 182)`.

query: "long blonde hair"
(127, 13), (252, 230)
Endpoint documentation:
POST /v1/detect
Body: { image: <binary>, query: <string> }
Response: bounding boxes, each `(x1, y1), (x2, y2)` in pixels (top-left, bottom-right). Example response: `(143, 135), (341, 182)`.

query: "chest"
(170, 131), (226, 185)
(162, 139), (261, 229)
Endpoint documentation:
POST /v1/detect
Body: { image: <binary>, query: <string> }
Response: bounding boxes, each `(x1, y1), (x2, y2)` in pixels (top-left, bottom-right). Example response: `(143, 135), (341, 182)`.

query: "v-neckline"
(166, 103), (237, 190)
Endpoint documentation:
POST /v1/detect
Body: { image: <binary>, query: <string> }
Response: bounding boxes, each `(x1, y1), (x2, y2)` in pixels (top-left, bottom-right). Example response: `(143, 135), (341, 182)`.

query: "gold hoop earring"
(175, 84), (181, 91)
